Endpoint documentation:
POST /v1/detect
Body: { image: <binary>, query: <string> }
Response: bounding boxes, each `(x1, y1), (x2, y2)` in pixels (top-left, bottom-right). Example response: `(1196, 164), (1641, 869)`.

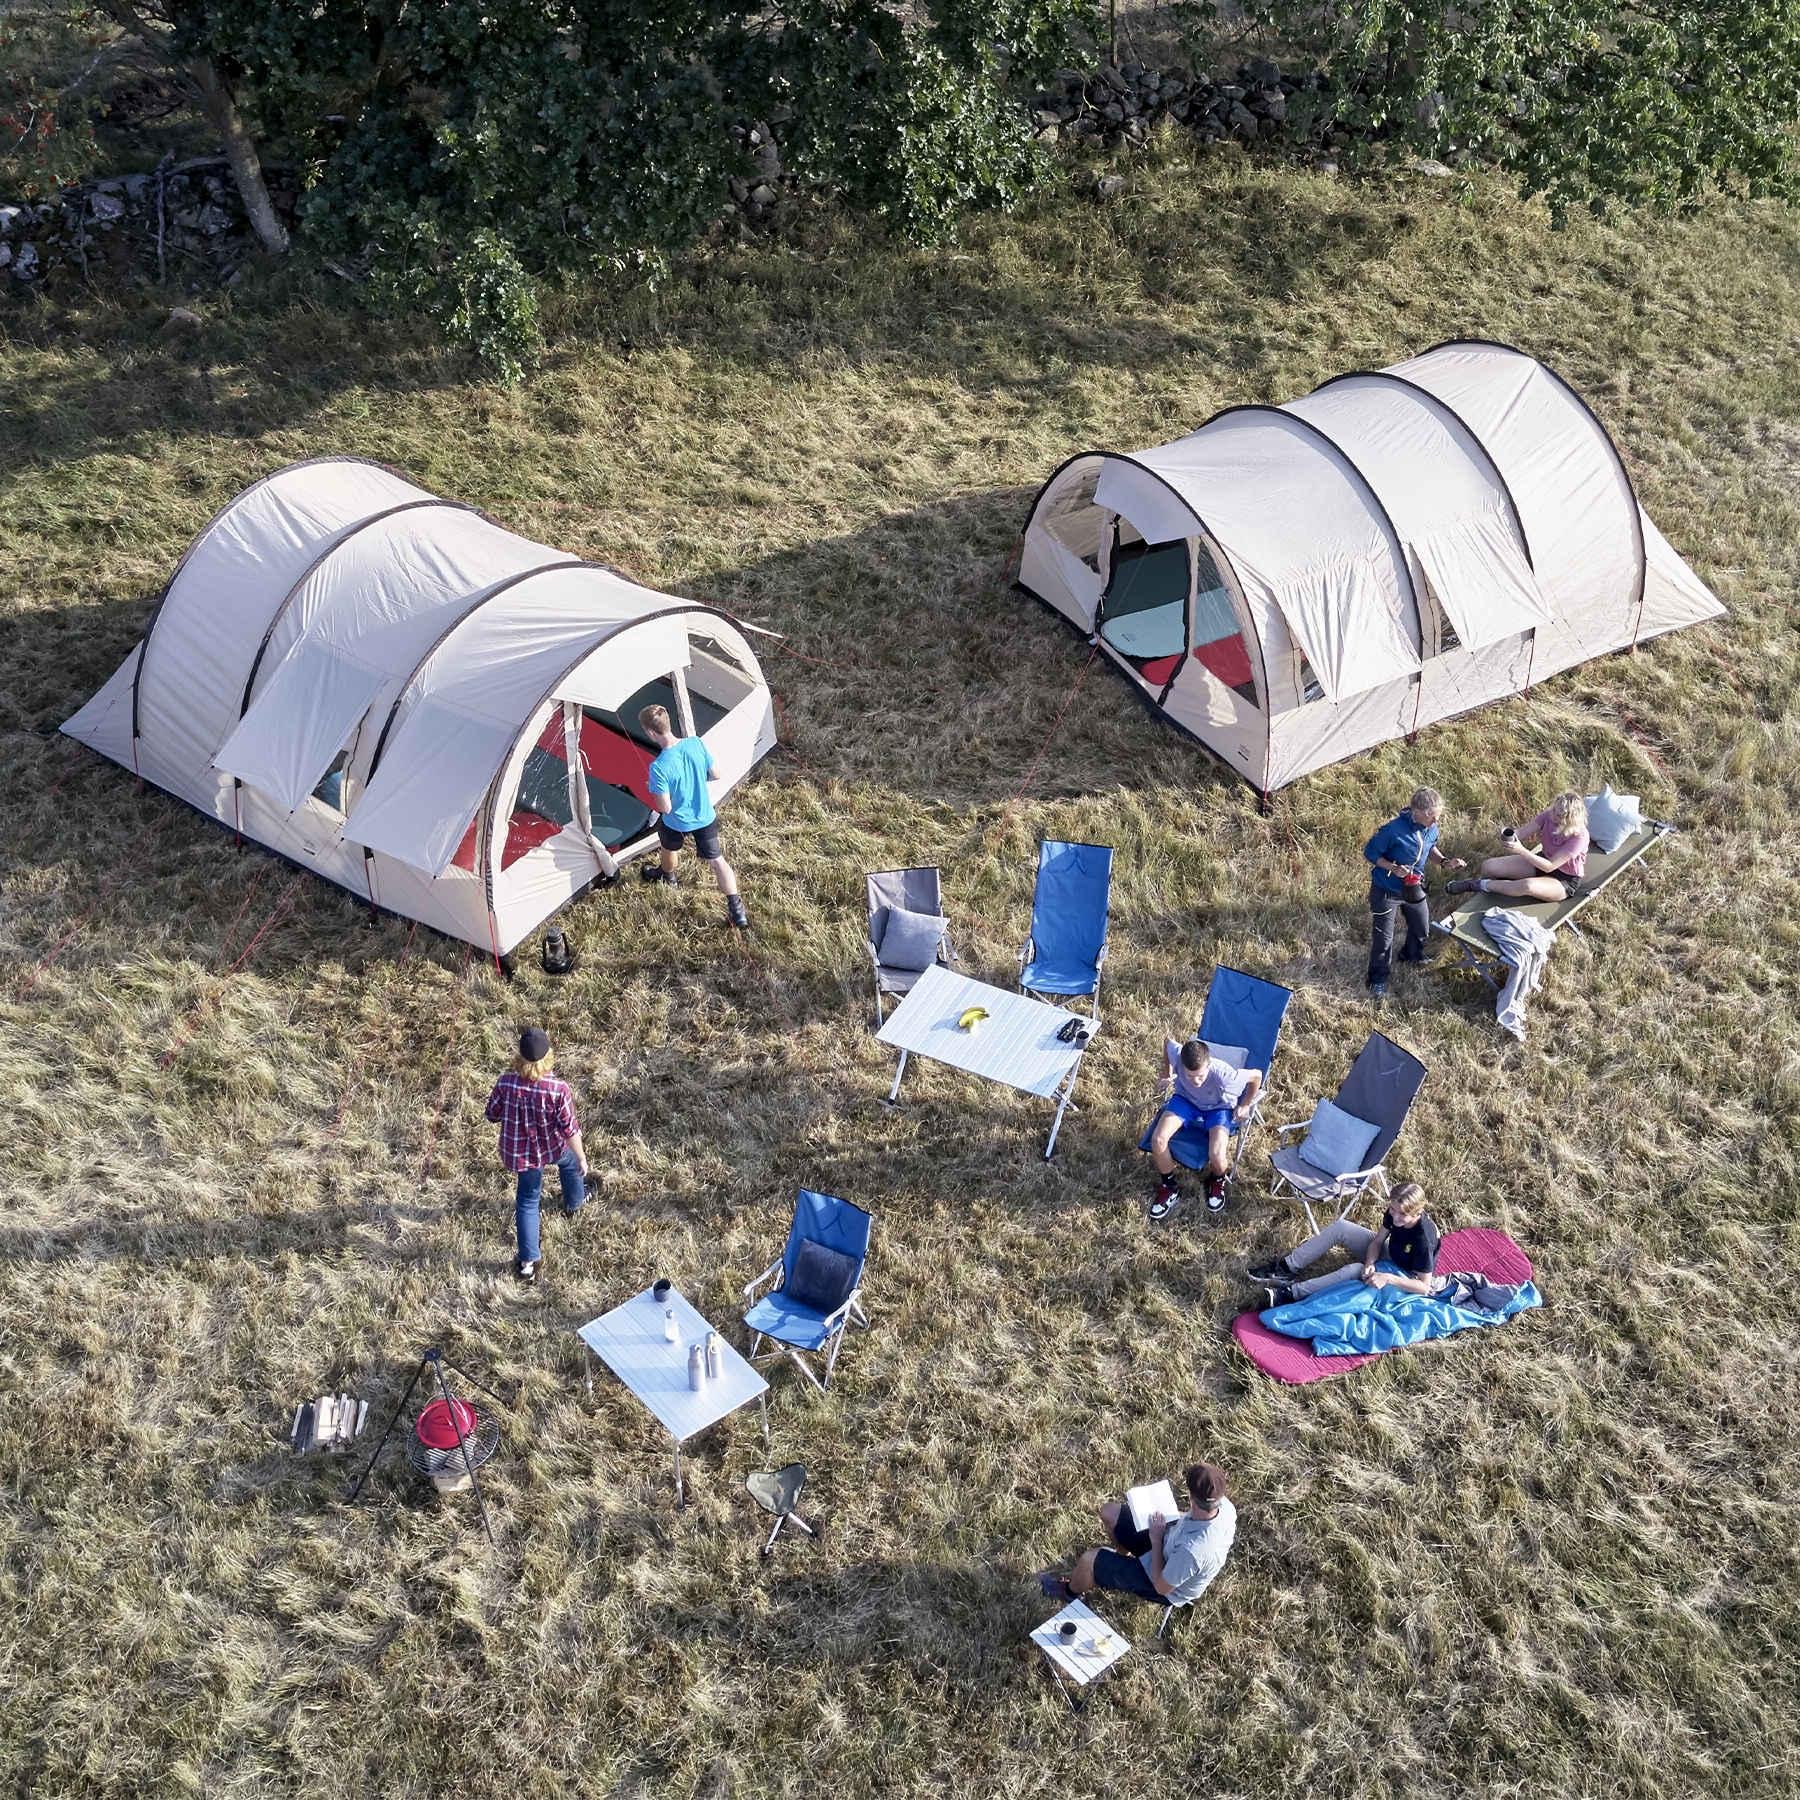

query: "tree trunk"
(189, 56), (288, 255)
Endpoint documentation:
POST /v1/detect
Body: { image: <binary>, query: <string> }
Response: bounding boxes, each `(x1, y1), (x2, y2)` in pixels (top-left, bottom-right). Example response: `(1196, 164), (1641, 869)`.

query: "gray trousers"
(1285, 1217), (1379, 1299)
(1367, 880), (1429, 986)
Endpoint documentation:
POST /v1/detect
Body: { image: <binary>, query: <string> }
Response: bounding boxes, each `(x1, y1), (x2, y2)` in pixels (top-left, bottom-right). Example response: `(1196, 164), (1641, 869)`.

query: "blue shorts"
(1163, 1093), (1234, 1134)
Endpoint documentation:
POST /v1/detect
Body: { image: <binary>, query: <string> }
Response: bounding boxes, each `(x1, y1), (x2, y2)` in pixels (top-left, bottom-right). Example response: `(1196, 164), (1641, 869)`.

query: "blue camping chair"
(1018, 839), (1114, 1017)
(1138, 966), (1294, 1173)
(742, 1189), (872, 1391)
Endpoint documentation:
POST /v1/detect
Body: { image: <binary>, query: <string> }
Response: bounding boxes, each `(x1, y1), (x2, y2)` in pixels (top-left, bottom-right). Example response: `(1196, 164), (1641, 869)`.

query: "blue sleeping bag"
(1260, 1261), (1542, 1358)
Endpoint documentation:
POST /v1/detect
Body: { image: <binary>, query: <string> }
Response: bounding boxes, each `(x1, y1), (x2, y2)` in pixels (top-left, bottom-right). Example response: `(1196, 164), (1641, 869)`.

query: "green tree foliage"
(193, 0), (1095, 371)
(1198, 0), (1800, 216)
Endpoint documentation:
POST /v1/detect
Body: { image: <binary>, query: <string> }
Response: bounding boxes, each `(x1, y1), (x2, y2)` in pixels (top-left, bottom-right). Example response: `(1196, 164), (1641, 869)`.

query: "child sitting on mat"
(1245, 1180), (1448, 1306)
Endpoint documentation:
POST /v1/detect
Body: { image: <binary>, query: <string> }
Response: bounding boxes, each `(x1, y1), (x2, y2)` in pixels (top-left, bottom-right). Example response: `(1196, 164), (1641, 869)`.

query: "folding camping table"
(875, 964), (1099, 1158)
(577, 1285), (768, 1508)
(1030, 1599), (1132, 1711)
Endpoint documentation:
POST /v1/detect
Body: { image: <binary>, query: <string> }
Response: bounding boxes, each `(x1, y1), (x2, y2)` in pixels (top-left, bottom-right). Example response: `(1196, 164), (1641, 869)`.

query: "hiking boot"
(514, 1257), (538, 1286)
(725, 895), (749, 929)
(1444, 878), (1480, 895)
(1246, 1255), (1294, 1283)
(1260, 1281), (1296, 1309)
(640, 864), (676, 886)
(1368, 979), (1388, 999)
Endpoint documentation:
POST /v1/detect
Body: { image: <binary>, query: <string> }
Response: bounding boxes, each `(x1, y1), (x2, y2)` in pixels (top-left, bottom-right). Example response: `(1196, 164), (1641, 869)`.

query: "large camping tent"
(63, 458), (778, 955)
(1017, 339), (1723, 793)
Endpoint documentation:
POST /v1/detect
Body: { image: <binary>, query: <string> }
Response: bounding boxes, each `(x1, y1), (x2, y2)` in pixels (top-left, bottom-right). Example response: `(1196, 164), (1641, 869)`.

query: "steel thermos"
(705, 1331), (722, 1380)
(687, 1344), (705, 1391)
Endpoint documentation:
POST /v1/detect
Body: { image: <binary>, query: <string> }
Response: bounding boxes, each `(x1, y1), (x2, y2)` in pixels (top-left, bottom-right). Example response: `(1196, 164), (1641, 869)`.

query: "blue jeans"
(515, 1149), (585, 1263)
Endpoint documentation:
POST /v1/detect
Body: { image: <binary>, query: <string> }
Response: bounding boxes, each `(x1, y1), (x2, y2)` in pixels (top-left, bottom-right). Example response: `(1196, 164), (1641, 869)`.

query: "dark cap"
(519, 1026), (551, 1061)
(1185, 1461), (1228, 1507)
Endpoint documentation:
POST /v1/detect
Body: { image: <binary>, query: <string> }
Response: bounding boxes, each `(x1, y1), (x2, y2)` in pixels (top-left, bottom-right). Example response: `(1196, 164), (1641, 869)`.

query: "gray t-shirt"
(1143, 1498), (1237, 1603)
(1165, 1039), (1245, 1112)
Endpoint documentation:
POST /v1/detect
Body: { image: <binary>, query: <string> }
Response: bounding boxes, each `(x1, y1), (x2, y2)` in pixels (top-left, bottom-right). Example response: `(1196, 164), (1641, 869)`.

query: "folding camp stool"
(746, 1463), (817, 1557)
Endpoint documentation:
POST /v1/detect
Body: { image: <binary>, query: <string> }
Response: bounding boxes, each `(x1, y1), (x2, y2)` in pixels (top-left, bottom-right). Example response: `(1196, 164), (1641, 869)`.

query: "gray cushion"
(1297, 1097), (1381, 1177)
(787, 1238), (860, 1314)
(1585, 785), (1642, 854)
(879, 904), (946, 973)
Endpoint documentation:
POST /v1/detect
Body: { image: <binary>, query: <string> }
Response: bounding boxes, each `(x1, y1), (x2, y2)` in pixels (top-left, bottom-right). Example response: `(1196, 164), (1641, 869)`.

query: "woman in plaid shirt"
(486, 1025), (588, 1285)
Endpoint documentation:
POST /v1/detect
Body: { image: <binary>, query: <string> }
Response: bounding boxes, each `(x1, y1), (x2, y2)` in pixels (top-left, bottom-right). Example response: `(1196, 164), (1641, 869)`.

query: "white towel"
(1480, 910), (1556, 1041)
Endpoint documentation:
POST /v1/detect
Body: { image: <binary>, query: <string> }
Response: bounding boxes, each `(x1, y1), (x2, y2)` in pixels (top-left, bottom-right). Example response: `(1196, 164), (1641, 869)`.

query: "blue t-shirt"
(647, 735), (716, 832)
(1364, 811), (1438, 895)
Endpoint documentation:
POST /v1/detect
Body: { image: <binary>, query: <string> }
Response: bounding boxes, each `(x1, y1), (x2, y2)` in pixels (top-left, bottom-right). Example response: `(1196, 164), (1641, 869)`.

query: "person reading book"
(1040, 1461), (1237, 1611)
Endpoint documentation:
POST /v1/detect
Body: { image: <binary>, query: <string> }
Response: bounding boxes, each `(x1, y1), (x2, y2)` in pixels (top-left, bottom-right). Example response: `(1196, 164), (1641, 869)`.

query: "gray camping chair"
(866, 867), (953, 1026)
(1269, 1031), (1428, 1231)
(746, 1463), (817, 1557)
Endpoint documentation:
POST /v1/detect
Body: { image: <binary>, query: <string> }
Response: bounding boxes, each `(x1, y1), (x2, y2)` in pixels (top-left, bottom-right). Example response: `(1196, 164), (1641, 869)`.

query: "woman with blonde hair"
(1446, 789), (1589, 903)
(484, 1025), (588, 1285)
(1246, 1180), (1446, 1306)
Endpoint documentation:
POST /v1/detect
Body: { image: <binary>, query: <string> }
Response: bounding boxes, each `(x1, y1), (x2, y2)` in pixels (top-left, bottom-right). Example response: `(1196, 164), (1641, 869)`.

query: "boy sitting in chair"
(1149, 1037), (1263, 1220)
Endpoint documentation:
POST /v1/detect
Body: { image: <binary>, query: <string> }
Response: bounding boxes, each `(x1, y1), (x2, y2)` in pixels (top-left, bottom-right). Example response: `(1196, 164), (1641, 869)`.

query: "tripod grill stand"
(344, 1347), (503, 1545)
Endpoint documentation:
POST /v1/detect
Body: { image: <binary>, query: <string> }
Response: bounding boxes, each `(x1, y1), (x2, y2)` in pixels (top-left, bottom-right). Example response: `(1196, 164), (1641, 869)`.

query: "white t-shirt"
(1145, 1498), (1238, 1603)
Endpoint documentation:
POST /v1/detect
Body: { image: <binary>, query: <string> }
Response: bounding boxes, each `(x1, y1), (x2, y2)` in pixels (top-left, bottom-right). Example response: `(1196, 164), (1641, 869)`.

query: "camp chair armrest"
(1274, 1120), (1310, 1137)
(820, 1285), (862, 1332)
(742, 1259), (784, 1302)
(1017, 936), (1034, 967)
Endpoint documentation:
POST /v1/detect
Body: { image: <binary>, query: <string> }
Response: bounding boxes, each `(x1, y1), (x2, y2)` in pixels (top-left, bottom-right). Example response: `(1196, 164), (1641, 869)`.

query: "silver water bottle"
(705, 1331), (722, 1380)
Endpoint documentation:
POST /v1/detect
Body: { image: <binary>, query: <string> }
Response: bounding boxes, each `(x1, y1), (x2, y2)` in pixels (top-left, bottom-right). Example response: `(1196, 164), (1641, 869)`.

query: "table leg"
(1045, 1061), (1081, 1160)
(674, 1440), (685, 1511)
(584, 1349), (594, 1402)
(759, 1392), (770, 1442)
(885, 1048), (909, 1105)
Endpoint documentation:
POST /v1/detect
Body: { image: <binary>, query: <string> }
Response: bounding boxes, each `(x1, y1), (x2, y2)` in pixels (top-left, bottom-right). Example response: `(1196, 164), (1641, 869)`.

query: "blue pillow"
(787, 1238), (860, 1314)
(1297, 1097), (1381, 1177)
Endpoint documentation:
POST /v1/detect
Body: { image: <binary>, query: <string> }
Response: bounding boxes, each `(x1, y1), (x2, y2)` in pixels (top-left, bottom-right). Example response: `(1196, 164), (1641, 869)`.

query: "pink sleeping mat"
(1231, 1227), (1535, 1385)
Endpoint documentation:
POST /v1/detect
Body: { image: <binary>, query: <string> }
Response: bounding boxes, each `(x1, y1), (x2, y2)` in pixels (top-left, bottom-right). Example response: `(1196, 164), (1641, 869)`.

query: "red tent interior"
(451, 711), (655, 872)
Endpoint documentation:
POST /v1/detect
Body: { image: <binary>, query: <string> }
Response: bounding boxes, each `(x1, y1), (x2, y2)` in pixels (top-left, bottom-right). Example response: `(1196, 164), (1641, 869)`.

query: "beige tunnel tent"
(63, 458), (778, 954)
(1018, 339), (1723, 792)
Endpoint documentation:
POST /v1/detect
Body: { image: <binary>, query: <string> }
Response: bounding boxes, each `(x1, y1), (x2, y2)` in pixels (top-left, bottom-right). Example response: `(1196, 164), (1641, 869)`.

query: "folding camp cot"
(1019, 839), (1114, 1018)
(1432, 820), (1674, 989)
(1269, 1032), (1427, 1231)
(866, 867), (953, 1026)
(1137, 966), (1293, 1186)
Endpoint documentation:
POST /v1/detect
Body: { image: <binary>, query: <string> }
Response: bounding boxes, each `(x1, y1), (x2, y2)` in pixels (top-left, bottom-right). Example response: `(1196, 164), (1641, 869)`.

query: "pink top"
(1528, 807), (1589, 878)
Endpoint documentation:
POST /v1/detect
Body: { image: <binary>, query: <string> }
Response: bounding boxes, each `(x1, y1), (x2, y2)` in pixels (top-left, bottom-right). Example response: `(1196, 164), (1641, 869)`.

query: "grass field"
(3, 140), (1798, 1798)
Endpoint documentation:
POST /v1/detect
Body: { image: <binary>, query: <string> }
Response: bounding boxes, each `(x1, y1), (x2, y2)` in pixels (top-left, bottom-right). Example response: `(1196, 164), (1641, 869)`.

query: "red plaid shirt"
(484, 1071), (579, 1171)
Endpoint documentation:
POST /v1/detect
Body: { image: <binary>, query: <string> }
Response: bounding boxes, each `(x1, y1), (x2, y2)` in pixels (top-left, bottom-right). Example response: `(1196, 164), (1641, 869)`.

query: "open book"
(1126, 1478), (1180, 1533)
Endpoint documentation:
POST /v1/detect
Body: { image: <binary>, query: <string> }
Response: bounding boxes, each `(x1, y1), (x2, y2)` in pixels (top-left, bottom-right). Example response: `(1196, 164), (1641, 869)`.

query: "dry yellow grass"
(2, 144), (1798, 1797)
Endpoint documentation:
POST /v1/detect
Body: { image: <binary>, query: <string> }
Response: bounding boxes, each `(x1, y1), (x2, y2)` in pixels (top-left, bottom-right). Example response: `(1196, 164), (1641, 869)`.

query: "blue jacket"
(1364, 811), (1437, 895)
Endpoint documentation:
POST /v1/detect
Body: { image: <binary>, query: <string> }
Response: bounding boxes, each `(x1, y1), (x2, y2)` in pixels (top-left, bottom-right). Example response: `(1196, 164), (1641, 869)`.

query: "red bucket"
(415, 1397), (478, 1450)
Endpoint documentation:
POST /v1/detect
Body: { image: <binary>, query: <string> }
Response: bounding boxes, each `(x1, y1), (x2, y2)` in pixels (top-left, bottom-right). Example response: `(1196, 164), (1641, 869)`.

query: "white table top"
(1031, 1599), (1131, 1686)
(577, 1285), (767, 1445)
(876, 965), (1097, 1099)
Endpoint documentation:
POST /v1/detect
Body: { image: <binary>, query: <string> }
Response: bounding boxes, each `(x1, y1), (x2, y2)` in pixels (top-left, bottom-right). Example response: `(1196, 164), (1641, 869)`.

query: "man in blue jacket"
(1362, 785), (1463, 996)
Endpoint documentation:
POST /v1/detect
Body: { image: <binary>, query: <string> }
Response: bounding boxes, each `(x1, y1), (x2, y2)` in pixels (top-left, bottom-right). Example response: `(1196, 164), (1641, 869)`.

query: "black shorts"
(1546, 869), (1578, 896)
(1091, 1506), (1163, 1603)
(656, 819), (722, 860)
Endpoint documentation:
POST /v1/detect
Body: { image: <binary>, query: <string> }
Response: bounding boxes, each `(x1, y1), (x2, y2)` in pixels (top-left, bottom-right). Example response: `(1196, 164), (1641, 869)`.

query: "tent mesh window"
(1298, 651), (1326, 705)
(1041, 470), (1104, 573)
(1189, 538), (1257, 705)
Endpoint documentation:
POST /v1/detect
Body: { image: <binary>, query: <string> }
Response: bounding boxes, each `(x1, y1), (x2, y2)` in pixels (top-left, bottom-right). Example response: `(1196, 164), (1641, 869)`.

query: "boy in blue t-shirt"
(638, 702), (748, 929)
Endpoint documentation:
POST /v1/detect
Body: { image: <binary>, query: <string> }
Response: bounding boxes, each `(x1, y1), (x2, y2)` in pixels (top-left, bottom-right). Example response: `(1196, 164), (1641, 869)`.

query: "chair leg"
(749, 1333), (766, 1363)
(786, 1510), (817, 1538)
(762, 1514), (786, 1556)
(787, 1347), (827, 1393)
(822, 1325), (846, 1386)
